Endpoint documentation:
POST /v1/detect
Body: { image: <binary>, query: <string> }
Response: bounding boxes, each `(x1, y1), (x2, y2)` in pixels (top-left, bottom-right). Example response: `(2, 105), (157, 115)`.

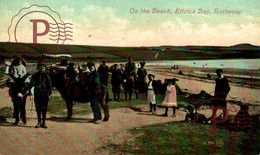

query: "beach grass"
(0, 106), (13, 123)
(47, 94), (148, 116)
(0, 67), (6, 88)
(47, 90), (195, 116)
(0, 106), (13, 118)
(109, 119), (259, 154)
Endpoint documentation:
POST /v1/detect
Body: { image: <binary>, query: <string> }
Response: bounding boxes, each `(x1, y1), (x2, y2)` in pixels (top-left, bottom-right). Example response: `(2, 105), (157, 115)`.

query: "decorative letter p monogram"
(209, 106), (229, 133)
(30, 19), (50, 44)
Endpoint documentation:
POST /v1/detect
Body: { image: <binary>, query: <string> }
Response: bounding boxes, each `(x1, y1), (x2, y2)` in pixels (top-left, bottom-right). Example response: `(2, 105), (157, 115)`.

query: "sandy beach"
(0, 63), (259, 154)
(143, 65), (260, 115)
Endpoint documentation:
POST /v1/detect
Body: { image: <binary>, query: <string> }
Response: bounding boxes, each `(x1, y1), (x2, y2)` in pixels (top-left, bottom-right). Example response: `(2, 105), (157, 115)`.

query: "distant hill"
(0, 42), (259, 63)
(230, 43), (260, 49)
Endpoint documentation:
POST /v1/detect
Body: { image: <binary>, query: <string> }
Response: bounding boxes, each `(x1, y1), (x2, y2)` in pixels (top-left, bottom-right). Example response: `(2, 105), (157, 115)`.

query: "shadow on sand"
(47, 116), (96, 124)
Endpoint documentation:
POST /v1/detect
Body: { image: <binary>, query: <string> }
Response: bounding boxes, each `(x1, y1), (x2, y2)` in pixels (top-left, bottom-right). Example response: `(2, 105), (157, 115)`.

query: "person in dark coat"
(212, 69), (230, 117)
(157, 80), (164, 94)
(29, 62), (52, 128)
(137, 61), (147, 93)
(125, 57), (136, 80)
(111, 64), (122, 101)
(66, 63), (77, 82)
(124, 57), (138, 101)
(87, 62), (102, 123)
(98, 61), (109, 86)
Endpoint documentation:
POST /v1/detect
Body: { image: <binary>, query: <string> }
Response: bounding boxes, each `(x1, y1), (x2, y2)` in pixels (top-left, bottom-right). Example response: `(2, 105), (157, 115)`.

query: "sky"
(0, 0), (259, 46)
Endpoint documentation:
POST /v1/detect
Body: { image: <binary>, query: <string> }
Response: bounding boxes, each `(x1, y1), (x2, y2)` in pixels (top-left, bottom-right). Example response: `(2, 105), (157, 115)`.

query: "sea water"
(145, 58), (260, 70)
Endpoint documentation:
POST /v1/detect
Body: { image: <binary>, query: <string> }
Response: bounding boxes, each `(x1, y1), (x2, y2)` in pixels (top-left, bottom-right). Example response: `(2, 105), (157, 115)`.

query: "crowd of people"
(5, 55), (249, 130)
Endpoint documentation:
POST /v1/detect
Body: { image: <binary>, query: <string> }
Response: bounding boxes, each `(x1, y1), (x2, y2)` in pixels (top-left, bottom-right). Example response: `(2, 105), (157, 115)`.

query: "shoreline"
(1, 63), (259, 105)
(145, 65), (260, 106)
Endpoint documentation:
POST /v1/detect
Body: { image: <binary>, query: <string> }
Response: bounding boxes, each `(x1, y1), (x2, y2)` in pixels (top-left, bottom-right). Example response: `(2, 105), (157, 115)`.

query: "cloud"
(72, 5), (130, 46)
(74, 14), (260, 46)
(22, 2), (31, 8)
(0, 4), (259, 46)
(61, 6), (74, 14)
(154, 18), (260, 46)
(81, 5), (129, 31)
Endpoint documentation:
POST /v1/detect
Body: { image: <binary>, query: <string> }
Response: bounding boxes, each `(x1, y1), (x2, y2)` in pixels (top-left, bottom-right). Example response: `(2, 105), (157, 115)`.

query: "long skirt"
(147, 89), (156, 104)
(162, 85), (177, 107)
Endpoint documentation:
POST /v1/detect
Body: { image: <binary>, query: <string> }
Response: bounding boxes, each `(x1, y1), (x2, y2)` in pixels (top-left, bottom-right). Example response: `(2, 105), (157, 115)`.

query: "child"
(185, 105), (209, 123)
(161, 78), (181, 117)
(29, 62), (52, 128)
(233, 105), (252, 132)
(147, 74), (157, 114)
(8, 56), (28, 125)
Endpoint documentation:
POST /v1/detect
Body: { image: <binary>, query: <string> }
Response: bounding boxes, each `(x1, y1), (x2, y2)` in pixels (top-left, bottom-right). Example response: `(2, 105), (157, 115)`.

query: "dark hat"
(60, 59), (68, 66)
(148, 74), (155, 78)
(87, 62), (95, 67)
(216, 69), (223, 73)
(167, 78), (178, 84)
(140, 61), (146, 65)
(172, 78), (179, 81)
(37, 62), (46, 69)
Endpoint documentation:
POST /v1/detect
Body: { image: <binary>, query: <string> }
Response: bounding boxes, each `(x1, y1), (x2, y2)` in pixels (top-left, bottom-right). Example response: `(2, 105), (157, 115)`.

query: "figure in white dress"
(147, 74), (157, 114)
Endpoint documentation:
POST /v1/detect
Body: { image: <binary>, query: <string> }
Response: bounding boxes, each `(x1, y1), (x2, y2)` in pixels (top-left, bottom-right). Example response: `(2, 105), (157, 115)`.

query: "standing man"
(87, 62), (102, 124)
(29, 62), (52, 128)
(111, 64), (122, 101)
(124, 57), (138, 101)
(98, 61), (109, 86)
(212, 69), (230, 118)
(125, 57), (136, 81)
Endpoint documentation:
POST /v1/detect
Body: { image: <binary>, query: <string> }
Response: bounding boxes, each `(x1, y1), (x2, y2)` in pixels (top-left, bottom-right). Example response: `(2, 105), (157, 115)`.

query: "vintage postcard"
(0, 0), (259, 154)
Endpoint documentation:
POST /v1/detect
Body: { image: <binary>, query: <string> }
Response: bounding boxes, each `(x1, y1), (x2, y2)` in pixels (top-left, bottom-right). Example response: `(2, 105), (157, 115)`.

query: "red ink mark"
(30, 19), (50, 44)
(209, 106), (229, 133)
(8, 4), (73, 44)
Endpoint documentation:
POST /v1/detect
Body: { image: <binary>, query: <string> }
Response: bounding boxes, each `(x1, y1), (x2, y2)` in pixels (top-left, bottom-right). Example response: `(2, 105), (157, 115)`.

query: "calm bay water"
(145, 58), (260, 70)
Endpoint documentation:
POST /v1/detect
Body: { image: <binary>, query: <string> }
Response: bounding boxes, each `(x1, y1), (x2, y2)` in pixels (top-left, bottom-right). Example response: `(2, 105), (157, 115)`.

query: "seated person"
(185, 105), (209, 124)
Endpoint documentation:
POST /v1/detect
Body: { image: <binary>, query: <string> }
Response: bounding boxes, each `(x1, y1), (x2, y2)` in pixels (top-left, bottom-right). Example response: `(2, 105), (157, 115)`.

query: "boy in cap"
(29, 62), (52, 128)
(213, 69), (230, 117)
